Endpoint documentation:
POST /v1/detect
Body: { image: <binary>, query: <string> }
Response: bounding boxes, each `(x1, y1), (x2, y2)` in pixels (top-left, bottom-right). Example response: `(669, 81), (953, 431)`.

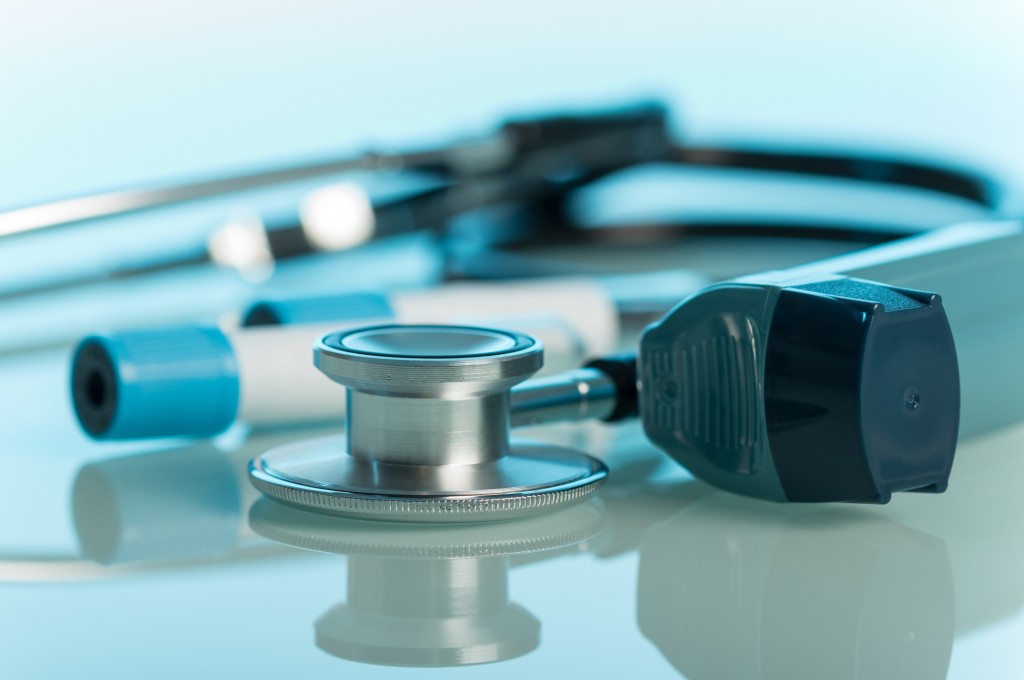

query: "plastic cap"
(242, 292), (393, 326)
(71, 326), (240, 440)
(764, 280), (959, 503)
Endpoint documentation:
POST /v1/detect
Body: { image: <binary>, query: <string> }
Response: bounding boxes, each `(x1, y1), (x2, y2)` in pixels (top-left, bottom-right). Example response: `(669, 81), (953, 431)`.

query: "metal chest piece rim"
(249, 324), (607, 522)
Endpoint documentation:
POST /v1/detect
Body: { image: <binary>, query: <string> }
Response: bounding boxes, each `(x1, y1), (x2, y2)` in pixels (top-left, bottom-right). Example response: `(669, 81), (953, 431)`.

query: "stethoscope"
(0, 100), (998, 240)
(21, 99), (1010, 520)
(0, 100), (1003, 303)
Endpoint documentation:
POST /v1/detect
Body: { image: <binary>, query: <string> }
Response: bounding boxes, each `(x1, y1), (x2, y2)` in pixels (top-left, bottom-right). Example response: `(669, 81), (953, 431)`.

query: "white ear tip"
(207, 211), (273, 281)
(300, 184), (377, 252)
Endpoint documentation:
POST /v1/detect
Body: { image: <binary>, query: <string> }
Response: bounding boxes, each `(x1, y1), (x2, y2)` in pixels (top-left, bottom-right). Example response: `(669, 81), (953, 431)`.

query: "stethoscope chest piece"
(249, 325), (608, 522)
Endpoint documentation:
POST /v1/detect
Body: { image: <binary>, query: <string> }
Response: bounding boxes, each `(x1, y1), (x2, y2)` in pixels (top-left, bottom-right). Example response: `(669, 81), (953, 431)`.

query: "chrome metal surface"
(348, 391), (511, 466)
(315, 324), (543, 397)
(247, 494), (606, 558)
(511, 367), (618, 427)
(0, 135), (511, 239)
(250, 324), (607, 521)
(0, 154), (375, 239)
(250, 436), (607, 521)
(247, 497), (603, 667)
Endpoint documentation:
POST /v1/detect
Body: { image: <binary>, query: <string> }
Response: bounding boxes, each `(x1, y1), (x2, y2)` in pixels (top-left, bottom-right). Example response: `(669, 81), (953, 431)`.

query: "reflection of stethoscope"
(249, 498), (605, 668)
(247, 481), (955, 675)
(63, 420), (1024, 673)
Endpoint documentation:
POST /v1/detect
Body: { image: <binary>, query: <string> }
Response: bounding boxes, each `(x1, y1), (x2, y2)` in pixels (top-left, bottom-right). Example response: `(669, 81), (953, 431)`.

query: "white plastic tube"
(755, 220), (1024, 438)
(233, 314), (594, 427)
(234, 277), (621, 426)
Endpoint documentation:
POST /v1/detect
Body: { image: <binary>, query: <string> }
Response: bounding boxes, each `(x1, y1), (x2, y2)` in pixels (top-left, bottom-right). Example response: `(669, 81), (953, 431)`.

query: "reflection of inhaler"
(633, 423), (1024, 678)
(638, 498), (954, 680)
(882, 422), (1024, 638)
(70, 432), (314, 565)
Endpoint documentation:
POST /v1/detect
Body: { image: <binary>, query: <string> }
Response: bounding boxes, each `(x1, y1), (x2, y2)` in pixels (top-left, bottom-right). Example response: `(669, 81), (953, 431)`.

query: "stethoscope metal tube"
(509, 367), (619, 427)
(672, 146), (1000, 207)
(0, 105), (664, 302)
(0, 98), (1002, 309)
(0, 179), (426, 302)
(0, 101), (670, 240)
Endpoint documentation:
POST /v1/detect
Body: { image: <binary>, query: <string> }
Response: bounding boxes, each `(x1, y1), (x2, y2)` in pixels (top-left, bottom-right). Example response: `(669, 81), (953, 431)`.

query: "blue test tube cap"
(242, 291), (394, 326)
(71, 326), (240, 440)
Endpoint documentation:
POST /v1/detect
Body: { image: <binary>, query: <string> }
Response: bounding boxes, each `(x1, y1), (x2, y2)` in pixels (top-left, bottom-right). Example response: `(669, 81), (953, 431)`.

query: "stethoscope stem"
(509, 367), (620, 428)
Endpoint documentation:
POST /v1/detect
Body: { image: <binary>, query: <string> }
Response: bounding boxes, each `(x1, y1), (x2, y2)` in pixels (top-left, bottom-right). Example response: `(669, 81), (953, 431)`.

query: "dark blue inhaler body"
(639, 274), (959, 503)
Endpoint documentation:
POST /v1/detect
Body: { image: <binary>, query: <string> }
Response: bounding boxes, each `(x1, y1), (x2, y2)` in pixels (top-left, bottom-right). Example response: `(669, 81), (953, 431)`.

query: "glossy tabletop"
(3, 343), (1024, 678)
(4, 2), (1024, 678)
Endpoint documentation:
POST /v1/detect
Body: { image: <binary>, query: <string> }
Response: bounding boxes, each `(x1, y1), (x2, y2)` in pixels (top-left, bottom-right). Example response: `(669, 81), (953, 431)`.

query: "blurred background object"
(4, 0), (1024, 210)
(4, 1), (1022, 356)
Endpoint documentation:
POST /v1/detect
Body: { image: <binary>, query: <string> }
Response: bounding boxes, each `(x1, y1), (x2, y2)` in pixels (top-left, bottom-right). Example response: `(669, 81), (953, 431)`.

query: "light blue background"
(3, 0), (1023, 208)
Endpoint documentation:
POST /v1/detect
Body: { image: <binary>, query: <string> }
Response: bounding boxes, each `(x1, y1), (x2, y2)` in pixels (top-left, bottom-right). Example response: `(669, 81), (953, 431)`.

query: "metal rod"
(510, 367), (618, 428)
(0, 154), (379, 239)
(0, 101), (668, 240)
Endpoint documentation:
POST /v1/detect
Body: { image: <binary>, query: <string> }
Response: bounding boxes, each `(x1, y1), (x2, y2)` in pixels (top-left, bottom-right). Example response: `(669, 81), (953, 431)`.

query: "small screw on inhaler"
(639, 274), (959, 503)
